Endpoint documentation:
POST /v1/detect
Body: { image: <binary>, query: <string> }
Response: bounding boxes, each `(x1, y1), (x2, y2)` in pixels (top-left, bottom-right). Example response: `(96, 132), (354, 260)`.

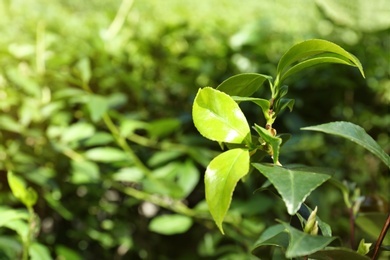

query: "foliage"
(0, 0), (389, 259)
(192, 39), (389, 259)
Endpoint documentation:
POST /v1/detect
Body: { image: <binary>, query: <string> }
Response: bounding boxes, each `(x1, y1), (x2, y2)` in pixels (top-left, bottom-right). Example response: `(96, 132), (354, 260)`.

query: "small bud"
(304, 206), (318, 234)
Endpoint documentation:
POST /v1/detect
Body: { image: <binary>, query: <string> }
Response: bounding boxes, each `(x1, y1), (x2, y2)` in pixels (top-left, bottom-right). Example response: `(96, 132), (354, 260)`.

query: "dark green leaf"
(309, 247), (371, 260)
(302, 121), (390, 168)
(217, 73), (271, 97)
(205, 149), (250, 234)
(252, 224), (289, 257)
(282, 222), (337, 258)
(252, 164), (331, 215)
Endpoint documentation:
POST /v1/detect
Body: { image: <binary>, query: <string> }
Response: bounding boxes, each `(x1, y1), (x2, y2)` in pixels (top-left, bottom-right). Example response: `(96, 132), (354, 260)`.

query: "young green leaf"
(7, 171), (38, 208)
(192, 87), (251, 144)
(252, 164), (331, 215)
(232, 96), (270, 121)
(205, 148), (250, 234)
(216, 73), (271, 97)
(302, 121), (390, 168)
(276, 39), (365, 85)
(253, 124), (282, 164)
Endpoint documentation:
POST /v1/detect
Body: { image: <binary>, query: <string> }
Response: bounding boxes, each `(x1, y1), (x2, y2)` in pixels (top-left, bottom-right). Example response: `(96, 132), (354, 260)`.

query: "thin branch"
(372, 213), (390, 260)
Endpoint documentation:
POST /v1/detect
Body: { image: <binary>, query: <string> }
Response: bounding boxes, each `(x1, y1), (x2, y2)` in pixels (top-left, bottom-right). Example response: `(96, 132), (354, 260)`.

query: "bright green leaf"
(217, 73), (271, 97)
(7, 171), (38, 207)
(276, 39), (365, 85)
(205, 149), (250, 234)
(192, 87), (251, 144)
(252, 164), (331, 215)
(149, 214), (193, 235)
(112, 167), (144, 183)
(55, 245), (83, 260)
(302, 121), (390, 168)
(85, 147), (129, 162)
(282, 222), (337, 258)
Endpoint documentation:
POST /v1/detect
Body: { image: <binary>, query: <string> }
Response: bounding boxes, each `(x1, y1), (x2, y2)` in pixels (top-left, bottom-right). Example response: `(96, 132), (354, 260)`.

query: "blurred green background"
(0, 0), (389, 259)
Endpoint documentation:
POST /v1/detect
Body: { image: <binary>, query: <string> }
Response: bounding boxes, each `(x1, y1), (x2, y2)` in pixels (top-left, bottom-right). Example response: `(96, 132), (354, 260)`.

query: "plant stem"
(372, 213), (390, 260)
(349, 207), (355, 249)
(23, 206), (35, 260)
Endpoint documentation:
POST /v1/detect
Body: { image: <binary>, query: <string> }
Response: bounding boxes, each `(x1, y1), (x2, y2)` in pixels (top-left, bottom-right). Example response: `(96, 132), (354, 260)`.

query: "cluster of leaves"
(192, 39), (389, 259)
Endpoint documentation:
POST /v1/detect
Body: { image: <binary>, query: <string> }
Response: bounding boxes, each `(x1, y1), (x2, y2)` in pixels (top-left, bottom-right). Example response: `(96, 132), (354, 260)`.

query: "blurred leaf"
(276, 39), (365, 84)
(355, 213), (390, 245)
(75, 57), (91, 84)
(70, 160), (100, 184)
(55, 245), (83, 260)
(148, 150), (184, 167)
(302, 121), (390, 168)
(282, 222), (337, 258)
(0, 236), (22, 260)
(87, 94), (109, 122)
(193, 87), (251, 144)
(44, 193), (73, 220)
(29, 243), (51, 260)
(309, 247), (371, 260)
(252, 164), (331, 215)
(85, 147), (129, 162)
(112, 167), (144, 182)
(147, 118), (181, 139)
(149, 214), (193, 235)
(61, 122), (96, 144)
(83, 132), (114, 147)
(7, 171), (38, 207)
(177, 160), (200, 198)
(0, 207), (28, 227)
(205, 149), (250, 234)
(216, 73), (271, 97)
(2, 219), (29, 241)
(0, 115), (23, 133)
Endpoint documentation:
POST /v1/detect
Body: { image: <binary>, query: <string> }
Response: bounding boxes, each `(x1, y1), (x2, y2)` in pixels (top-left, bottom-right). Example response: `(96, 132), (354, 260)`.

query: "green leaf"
(357, 239), (372, 256)
(252, 164), (331, 215)
(216, 73), (271, 97)
(87, 94), (109, 122)
(302, 121), (390, 168)
(253, 124), (282, 164)
(7, 171), (38, 207)
(252, 224), (289, 257)
(276, 39), (365, 85)
(232, 96), (271, 121)
(149, 214), (193, 235)
(309, 247), (372, 260)
(29, 243), (52, 260)
(282, 222), (337, 258)
(0, 207), (29, 227)
(61, 122), (96, 144)
(70, 160), (100, 184)
(192, 87), (251, 144)
(85, 147), (129, 162)
(205, 149), (250, 234)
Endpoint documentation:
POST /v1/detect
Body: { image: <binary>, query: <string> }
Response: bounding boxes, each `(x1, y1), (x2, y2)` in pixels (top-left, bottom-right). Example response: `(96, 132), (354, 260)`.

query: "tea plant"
(192, 39), (390, 259)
